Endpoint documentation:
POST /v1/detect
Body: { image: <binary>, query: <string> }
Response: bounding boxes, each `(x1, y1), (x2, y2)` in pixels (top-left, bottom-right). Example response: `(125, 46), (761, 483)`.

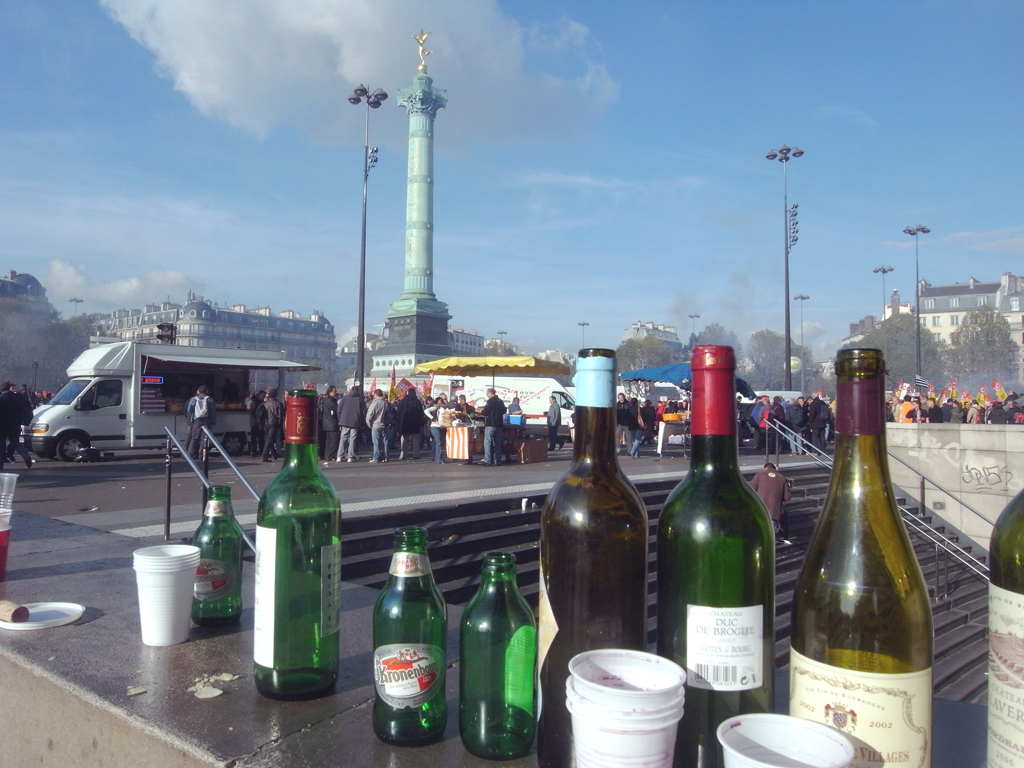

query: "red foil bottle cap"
(690, 345), (737, 436)
(284, 391), (318, 444)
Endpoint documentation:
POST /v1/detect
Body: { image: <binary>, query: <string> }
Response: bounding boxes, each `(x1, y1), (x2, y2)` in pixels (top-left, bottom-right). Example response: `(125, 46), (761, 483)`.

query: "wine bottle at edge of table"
(191, 484), (244, 626)
(459, 551), (537, 759)
(790, 348), (933, 768)
(253, 389), (342, 699)
(656, 344), (775, 768)
(372, 526), (448, 746)
(988, 485), (1024, 767)
(537, 348), (649, 768)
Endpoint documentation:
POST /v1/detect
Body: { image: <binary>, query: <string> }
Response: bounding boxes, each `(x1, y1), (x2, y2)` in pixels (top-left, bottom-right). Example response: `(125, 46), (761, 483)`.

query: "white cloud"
(100, 0), (617, 147)
(45, 259), (196, 308)
(947, 226), (1024, 253)
(814, 104), (878, 128)
(512, 170), (631, 190)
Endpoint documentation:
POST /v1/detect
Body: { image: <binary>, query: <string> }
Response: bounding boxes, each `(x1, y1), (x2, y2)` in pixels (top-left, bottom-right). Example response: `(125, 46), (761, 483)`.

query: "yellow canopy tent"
(413, 355), (569, 383)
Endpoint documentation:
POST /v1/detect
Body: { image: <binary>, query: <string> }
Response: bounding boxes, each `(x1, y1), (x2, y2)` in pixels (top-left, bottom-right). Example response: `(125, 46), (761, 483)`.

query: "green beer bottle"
(459, 552), (536, 759)
(253, 390), (342, 699)
(373, 526), (448, 745)
(191, 485), (244, 626)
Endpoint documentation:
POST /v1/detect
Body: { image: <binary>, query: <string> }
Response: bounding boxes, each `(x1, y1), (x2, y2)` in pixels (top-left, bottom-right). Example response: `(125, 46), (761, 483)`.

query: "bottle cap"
(284, 390), (318, 444)
(690, 345), (737, 436)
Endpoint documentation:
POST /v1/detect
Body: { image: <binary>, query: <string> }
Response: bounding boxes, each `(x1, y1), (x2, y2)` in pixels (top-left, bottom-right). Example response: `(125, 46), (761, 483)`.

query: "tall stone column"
(372, 57), (453, 376)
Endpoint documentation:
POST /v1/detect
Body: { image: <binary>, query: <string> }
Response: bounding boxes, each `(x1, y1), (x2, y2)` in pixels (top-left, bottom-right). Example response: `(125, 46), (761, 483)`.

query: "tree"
(944, 306), (1019, 388)
(616, 336), (678, 397)
(848, 313), (945, 390)
(695, 323), (743, 359)
(741, 329), (813, 391)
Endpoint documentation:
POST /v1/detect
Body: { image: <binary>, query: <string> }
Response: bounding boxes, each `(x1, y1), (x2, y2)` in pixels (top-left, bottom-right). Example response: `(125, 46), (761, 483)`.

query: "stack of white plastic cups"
(566, 649), (687, 768)
(132, 544), (201, 646)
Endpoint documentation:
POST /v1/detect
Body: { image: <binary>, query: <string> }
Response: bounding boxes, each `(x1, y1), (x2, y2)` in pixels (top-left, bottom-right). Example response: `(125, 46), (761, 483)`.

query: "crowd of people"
(237, 385), (564, 466)
(891, 393), (1023, 425)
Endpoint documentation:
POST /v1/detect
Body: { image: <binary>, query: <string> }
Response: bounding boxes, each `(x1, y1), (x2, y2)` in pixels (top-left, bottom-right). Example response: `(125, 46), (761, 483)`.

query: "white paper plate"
(0, 602), (86, 630)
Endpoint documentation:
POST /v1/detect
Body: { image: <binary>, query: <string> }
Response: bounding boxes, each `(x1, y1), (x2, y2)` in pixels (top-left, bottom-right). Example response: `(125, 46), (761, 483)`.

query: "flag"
(427, 373), (435, 398)
(995, 379), (1008, 400)
(914, 375), (928, 392)
(388, 365), (399, 402)
(961, 390), (972, 405)
(895, 381), (904, 399)
(978, 385), (989, 407)
(949, 377), (957, 399)
(370, 377), (377, 394)
(899, 382), (909, 400)
(817, 389), (824, 400)
(939, 388), (947, 402)
(927, 381), (936, 399)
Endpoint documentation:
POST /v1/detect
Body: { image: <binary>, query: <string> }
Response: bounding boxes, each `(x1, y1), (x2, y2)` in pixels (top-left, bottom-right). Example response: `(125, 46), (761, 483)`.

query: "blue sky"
(2, 1), (1021, 362)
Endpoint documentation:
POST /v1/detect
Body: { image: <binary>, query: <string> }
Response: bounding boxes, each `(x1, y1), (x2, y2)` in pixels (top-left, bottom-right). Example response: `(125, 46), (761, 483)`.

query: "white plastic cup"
(0, 473), (17, 513)
(133, 545), (201, 646)
(717, 713), (855, 768)
(566, 649), (687, 768)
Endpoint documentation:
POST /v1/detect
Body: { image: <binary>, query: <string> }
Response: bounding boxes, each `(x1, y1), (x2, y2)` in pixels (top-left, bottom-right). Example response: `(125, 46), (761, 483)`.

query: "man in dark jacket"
(786, 397), (808, 454)
(336, 386), (367, 462)
(395, 388), (425, 460)
(546, 396), (561, 451)
(248, 391), (266, 456)
(615, 392), (637, 454)
(806, 394), (830, 452)
(481, 388), (507, 466)
(0, 381), (33, 469)
(320, 386), (340, 462)
(749, 463), (792, 542)
(261, 389), (285, 462)
(988, 401), (1009, 425)
(185, 385), (217, 460)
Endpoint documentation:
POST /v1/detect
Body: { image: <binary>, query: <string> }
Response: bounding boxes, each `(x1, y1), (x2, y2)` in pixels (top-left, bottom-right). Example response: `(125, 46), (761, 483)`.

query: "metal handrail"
(162, 426), (256, 553)
(765, 419), (989, 593)
(885, 451), (995, 526)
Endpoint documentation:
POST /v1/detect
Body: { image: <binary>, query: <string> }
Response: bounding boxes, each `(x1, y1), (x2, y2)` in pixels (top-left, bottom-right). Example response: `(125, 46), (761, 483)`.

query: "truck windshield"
(554, 391), (575, 410)
(49, 380), (91, 405)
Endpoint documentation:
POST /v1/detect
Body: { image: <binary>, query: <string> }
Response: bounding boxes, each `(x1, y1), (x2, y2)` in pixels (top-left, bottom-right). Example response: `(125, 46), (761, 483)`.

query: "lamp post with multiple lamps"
(348, 84), (388, 393)
(903, 225), (930, 381)
(766, 145), (804, 390)
(873, 266), (894, 386)
(578, 321), (589, 349)
(496, 330), (508, 355)
(69, 297), (83, 317)
(793, 295), (810, 394)
(688, 314), (701, 350)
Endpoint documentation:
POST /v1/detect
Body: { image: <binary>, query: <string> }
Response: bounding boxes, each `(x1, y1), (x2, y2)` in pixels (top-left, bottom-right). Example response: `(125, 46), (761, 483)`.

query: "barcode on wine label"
(694, 664), (737, 686)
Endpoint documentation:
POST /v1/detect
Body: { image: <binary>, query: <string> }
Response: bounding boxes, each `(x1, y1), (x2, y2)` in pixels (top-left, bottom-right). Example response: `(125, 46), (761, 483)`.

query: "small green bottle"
(372, 526), (448, 746)
(191, 485), (244, 626)
(460, 552), (536, 760)
(253, 390), (342, 699)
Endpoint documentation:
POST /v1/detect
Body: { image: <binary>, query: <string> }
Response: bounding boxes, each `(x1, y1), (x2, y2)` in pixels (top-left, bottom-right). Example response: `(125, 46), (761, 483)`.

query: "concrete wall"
(886, 423), (1024, 549)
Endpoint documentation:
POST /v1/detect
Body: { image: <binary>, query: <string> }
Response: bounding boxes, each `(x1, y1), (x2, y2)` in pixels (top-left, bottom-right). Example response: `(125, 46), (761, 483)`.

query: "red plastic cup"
(0, 527), (10, 581)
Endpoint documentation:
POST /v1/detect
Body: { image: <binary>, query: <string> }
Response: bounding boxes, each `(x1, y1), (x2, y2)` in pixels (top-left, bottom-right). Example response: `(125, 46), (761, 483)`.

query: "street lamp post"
(497, 330), (508, 355)
(69, 297), (83, 317)
(577, 322), (589, 349)
(348, 84), (388, 394)
(32, 361), (39, 393)
(873, 266), (894, 384)
(793, 295), (810, 393)
(766, 145), (804, 389)
(687, 314), (700, 349)
(903, 225), (930, 382)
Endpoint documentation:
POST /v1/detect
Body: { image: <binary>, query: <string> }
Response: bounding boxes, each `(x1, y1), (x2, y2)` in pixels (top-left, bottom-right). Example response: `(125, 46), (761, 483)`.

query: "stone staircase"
(339, 463), (990, 704)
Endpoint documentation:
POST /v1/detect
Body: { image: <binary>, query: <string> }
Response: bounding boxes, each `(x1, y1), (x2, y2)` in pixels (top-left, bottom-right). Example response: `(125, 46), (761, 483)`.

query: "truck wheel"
(55, 433), (90, 462)
(221, 433), (246, 457)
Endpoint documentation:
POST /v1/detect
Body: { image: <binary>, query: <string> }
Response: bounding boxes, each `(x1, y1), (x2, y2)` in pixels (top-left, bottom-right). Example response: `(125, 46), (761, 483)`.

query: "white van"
(28, 342), (312, 461)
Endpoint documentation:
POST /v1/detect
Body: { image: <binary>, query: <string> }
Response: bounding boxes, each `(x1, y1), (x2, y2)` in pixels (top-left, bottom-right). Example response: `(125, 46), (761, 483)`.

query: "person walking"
(614, 392), (633, 453)
(424, 394), (449, 464)
(336, 386), (366, 462)
(806, 393), (830, 452)
(320, 386), (340, 463)
(546, 395), (561, 451)
(628, 397), (643, 458)
(480, 388), (507, 466)
(365, 389), (393, 463)
(0, 381), (33, 469)
(260, 388), (285, 462)
(787, 397), (808, 454)
(749, 462), (792, 543)
(248, 391), (266, 456)
(185, 385), (217, 460)
(396, 388), (425, 460)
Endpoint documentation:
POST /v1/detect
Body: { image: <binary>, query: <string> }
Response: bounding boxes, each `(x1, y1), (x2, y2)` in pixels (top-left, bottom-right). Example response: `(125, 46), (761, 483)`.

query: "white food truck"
(28, 342), (312, 461)
(423, 376), (575, 427)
